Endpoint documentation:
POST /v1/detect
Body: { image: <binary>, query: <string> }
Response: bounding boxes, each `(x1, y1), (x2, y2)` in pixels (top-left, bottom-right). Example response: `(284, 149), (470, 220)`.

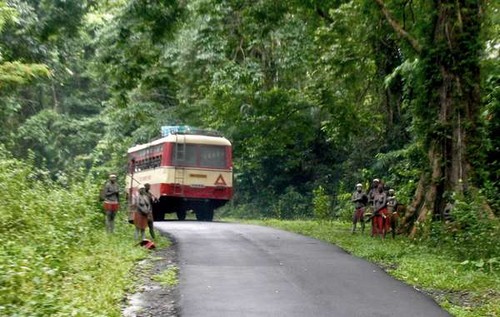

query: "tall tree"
(0, 0), (106, 175)
(372, 0), (489, 232)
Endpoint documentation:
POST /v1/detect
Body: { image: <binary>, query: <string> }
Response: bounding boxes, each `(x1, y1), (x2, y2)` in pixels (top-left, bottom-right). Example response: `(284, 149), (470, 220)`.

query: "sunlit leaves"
(0, 61), (50, 87)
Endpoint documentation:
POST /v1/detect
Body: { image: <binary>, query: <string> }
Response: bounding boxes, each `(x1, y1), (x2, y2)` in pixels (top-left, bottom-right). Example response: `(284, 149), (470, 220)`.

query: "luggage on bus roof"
(160, 125), (222, 137)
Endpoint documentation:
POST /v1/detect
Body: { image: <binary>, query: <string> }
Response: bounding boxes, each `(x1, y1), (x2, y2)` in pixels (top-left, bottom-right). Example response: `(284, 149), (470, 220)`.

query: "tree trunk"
(409, 0), (482, 234)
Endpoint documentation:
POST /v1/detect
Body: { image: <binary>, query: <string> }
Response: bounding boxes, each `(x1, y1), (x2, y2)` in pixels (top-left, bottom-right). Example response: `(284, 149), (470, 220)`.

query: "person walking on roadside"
(351, 183), (368, 234)
(134, 185), (152, 241)
(144, 183), (156, 239)
(103, 174), (120, 233)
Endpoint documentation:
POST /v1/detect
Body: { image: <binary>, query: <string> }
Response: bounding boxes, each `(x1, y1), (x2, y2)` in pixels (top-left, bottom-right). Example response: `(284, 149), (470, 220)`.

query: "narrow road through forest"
(156, 221), (449, 317)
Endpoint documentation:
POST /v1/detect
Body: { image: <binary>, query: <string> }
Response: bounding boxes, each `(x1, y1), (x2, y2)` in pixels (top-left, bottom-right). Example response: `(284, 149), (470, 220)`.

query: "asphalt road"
(156, 221), (450, 317)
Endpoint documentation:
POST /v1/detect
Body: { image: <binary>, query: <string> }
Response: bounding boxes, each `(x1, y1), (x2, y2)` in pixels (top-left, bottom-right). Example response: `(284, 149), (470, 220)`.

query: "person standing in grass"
(367, 178), (380, 206)
(351, 183), (368, 234)
(134, 185), (151, 241)
(103, 174), (120, 233)
(372, 183), (388, 238)
(386, 189), (398, 238)
(144, 183), (156, 239)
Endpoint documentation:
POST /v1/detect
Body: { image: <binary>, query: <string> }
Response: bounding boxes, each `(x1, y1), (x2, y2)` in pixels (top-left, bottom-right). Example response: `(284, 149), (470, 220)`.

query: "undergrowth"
(0, 151), (157, 316)
(152, 265), (179, 287)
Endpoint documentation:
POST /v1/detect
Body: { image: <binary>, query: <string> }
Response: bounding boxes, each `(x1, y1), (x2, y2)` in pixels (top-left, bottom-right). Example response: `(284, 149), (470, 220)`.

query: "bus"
(126, 126), (233, 221)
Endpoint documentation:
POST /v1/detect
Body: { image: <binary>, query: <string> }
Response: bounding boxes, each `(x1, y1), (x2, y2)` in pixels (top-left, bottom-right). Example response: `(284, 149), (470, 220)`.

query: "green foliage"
(152, 265), (179, 287)
(0, 149), (147, 316)
(371, 143), (423, 204)
(429, 192), (500, 263)
(15, 109), (104, 172)
(332, 182), (354, 222)
(313, 185), (331, 221)
(0, 1), (16, 32)
(0, 61), (50, 87)
(272, 187), (311, 219)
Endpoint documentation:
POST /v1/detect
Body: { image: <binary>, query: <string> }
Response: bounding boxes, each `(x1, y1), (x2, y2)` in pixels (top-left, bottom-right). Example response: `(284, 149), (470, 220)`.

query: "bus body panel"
(126, 133), (233, 221)
(126, 166), (233, 200)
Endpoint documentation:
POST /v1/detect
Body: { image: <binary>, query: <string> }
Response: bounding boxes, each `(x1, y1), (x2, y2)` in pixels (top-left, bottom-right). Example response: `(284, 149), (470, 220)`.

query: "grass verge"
(0, 152), (172, 316)
(240, 219), (499, 317)
(152, 265), (179, 287)
(54, 218), (171, 317)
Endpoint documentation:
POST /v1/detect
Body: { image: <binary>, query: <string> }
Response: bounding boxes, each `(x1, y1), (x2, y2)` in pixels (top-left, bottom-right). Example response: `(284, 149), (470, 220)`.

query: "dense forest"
(1, 0), (498, 221)
(0, 0), (498, 315)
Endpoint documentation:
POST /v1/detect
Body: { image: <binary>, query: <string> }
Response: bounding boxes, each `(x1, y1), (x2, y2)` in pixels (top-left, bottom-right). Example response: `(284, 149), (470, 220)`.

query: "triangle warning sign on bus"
(214, 174), (227, 186)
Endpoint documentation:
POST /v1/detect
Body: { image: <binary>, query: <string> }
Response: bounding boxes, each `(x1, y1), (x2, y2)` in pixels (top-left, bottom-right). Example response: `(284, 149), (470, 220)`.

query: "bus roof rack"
(160, 125), (222, 137)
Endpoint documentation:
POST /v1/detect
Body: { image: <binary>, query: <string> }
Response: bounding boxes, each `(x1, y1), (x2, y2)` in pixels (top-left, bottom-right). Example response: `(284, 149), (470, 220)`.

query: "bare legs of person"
(147, 220), (155, 239)
(106, 211), (116, 233)
(135, 227), (146, 240)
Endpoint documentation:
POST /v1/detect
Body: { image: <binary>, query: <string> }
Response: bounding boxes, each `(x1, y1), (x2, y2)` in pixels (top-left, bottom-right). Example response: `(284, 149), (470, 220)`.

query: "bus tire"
(176, 210), (187, 221)
(195, 210), (204, 221)
(153, 211), (165, 221)
(205, 209), (214, 222)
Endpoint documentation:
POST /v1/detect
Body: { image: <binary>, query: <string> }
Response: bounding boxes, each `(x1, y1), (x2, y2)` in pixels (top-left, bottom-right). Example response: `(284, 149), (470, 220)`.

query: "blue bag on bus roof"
(161, 125), (192, 137)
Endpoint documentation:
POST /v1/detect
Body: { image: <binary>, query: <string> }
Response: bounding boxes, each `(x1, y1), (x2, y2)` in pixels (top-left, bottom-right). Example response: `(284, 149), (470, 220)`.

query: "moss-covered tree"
(372, 0), (492, 235)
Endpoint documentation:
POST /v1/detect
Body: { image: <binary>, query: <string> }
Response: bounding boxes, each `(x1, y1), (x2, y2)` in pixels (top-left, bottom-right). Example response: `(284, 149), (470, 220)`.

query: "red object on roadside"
(139, 239), (156, 250)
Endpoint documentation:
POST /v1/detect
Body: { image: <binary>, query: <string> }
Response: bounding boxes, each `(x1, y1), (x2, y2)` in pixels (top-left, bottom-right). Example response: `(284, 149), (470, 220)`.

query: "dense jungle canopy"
(0, 0), (498, 225)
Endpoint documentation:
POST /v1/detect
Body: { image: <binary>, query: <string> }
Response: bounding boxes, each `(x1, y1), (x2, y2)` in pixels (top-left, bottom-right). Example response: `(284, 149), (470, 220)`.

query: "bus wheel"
(176, 210), (187, 221)
(205, 209), (214, 222)
(153, 211), (165, 221)
(195, 209), (214, 221)
(195, 210), (204, 221)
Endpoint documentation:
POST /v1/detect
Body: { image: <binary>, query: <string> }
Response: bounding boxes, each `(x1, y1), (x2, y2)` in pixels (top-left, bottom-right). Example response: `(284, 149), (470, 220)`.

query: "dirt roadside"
(122, 240), (179, 317)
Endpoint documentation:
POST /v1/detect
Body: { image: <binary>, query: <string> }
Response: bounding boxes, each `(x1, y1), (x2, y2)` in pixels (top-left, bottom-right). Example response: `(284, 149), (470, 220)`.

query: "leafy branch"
(373, 0), (422, 53)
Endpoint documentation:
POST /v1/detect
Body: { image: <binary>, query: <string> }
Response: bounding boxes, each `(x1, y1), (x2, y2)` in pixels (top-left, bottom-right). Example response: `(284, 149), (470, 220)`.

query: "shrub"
(333, 187), (353, 222)
(0, 149), (146, 316)
(313, 185), (331, 221)
(429, 192), (500, 263)
(272, 187), (311, 219)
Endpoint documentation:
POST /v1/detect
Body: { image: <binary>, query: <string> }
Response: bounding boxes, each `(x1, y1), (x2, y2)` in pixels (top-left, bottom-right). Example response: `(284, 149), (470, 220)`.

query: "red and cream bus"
(126, 126), (233, 221)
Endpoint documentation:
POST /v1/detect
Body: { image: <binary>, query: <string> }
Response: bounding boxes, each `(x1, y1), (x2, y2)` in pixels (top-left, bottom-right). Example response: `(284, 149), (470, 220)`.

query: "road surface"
(156, 221), (449, 317)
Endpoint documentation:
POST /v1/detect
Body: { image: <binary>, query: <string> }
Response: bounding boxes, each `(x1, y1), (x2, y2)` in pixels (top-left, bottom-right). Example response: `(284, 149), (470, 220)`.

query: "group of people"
(351, 178), (399, 238)
(101, 174), (156, 242)
(102, 173), (401, 240)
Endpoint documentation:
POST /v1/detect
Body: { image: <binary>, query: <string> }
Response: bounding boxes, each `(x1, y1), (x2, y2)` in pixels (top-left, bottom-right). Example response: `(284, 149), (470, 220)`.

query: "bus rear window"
(171, 144), (226, 168)
(172, 144), (197, 166)
(200, 145), (226, 168)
